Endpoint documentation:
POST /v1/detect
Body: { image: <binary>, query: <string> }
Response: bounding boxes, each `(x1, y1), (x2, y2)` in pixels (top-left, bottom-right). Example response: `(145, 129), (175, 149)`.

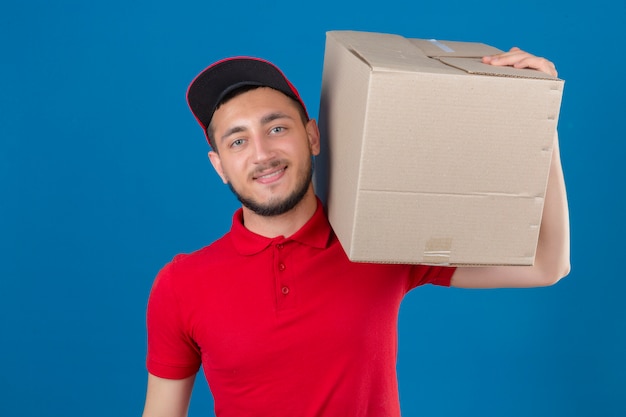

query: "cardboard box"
(316, 30), (564, 266)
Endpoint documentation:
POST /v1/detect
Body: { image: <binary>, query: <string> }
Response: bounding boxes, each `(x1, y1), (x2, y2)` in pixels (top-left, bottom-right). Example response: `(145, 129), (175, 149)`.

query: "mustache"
(250, 159), (287, 177)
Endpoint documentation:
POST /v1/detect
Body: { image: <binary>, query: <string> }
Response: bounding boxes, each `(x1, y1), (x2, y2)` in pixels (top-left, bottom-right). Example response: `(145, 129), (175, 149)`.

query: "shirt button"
(276, 243), (284, 249)
(278, 263), (286, 271)
(281, 286), (290, 295)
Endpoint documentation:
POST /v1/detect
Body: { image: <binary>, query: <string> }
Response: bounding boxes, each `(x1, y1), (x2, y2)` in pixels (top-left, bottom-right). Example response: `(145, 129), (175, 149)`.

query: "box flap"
(326, 31), (450, 73)
(410, 38), (561, 80)
(437, 56), (560, 80)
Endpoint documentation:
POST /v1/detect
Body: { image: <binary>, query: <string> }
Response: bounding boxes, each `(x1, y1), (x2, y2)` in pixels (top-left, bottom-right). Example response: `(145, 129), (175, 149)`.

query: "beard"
(227, 157), (314, 217)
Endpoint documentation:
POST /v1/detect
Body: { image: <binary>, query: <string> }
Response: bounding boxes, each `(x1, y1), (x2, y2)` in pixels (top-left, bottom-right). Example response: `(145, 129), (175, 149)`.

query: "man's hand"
(482, 47), (558, 77)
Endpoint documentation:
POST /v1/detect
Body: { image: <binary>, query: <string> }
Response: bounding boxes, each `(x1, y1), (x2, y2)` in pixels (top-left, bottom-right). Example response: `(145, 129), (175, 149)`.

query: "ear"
(306, 119), (321, 156)
(208, 151), (228, 184)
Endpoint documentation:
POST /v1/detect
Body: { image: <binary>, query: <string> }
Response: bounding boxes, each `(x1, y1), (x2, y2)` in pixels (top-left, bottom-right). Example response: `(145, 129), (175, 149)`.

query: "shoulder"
(155, 231), (235, 286)
(175, 233), (232, 264)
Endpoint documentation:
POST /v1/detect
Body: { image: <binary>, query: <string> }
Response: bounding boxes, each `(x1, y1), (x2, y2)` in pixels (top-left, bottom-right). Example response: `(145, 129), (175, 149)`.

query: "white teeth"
(257, 168), (284, 180)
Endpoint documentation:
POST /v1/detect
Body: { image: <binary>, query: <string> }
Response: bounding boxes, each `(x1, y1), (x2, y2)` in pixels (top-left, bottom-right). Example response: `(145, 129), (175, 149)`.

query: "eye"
(230, 138), (246, 148)
(269, 126), (286, 135)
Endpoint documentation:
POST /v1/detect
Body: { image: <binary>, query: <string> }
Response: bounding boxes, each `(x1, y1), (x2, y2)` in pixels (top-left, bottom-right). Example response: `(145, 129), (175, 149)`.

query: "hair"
(206, 85), (309, 152)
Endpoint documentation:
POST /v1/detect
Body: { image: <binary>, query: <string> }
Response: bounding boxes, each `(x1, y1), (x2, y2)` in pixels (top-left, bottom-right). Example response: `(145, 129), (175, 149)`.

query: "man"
(143, 48), (569, 417)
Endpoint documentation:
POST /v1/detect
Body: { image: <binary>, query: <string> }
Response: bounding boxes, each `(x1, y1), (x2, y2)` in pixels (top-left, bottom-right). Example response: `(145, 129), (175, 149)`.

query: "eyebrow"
(260, 112), (293, 125)
(219, 112), (294, 144)
(220, 125), (247, 143)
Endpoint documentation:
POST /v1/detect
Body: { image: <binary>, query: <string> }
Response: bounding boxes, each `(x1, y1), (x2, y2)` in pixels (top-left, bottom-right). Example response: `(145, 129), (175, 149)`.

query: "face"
(208, 87), (320, 217)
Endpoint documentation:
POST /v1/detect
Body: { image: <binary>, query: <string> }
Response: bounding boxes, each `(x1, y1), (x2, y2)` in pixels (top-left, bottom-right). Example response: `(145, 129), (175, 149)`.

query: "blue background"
(1, 0), (624, 416)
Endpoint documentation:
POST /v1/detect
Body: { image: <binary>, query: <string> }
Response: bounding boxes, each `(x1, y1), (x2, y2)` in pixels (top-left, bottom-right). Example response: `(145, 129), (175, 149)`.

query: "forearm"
(142, 373), (195, 417)
(533, 131), (571, 283)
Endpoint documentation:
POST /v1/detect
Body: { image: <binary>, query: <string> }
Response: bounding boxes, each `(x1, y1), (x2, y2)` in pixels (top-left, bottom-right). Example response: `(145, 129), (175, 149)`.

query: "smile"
(253, 167), (286, 183)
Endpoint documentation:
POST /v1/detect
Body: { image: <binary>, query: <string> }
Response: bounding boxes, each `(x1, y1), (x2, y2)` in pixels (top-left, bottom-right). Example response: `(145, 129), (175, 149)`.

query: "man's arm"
(142, 373), (195, 417)
(450, 48), (570, 289)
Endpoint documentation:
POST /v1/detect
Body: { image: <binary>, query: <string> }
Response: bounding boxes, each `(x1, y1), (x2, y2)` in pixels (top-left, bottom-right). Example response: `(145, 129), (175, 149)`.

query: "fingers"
(482, 47), (558, 77)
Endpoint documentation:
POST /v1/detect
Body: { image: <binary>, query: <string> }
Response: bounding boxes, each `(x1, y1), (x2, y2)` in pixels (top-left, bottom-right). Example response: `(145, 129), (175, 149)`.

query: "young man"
(143, 48), (569, 417)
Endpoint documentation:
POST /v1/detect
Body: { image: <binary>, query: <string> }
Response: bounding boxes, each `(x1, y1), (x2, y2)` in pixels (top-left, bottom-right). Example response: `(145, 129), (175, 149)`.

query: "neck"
(241, 186), (318, 238)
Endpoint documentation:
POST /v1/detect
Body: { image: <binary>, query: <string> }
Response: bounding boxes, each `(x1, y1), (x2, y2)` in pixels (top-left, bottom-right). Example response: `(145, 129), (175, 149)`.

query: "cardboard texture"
(316, 30), (564, 266)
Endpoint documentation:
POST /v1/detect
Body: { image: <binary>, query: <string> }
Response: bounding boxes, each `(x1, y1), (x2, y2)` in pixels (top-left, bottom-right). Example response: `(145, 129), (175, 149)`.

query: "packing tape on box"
(423, 237), (452, 264)
(427, 39), (455, 53)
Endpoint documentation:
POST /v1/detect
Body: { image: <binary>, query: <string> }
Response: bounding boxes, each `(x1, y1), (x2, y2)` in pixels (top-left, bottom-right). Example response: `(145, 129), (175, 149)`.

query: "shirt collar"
(230, 198), (332, 256)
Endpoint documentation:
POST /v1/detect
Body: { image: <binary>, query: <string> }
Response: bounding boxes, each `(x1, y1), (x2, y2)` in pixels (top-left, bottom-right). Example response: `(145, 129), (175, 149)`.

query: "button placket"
(274, 241), (295, 310)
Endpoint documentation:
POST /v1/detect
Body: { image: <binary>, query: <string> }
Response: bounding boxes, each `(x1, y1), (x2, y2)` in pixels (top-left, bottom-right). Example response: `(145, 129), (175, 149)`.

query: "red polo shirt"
(146, 200), (455, 417)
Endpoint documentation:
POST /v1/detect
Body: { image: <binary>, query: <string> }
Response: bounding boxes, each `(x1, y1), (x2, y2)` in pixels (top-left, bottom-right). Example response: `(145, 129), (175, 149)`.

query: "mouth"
(253, 165), (287, 184)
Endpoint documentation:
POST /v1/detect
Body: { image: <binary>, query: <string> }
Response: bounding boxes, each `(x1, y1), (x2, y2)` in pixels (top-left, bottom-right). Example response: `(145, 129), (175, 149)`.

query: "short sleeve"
(146, 258), (202, 379)
(408, 264), (456, 290)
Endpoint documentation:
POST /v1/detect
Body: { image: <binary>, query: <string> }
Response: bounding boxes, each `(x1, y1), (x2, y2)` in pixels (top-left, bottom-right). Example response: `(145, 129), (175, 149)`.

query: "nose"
(251, 135), (275, 163)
